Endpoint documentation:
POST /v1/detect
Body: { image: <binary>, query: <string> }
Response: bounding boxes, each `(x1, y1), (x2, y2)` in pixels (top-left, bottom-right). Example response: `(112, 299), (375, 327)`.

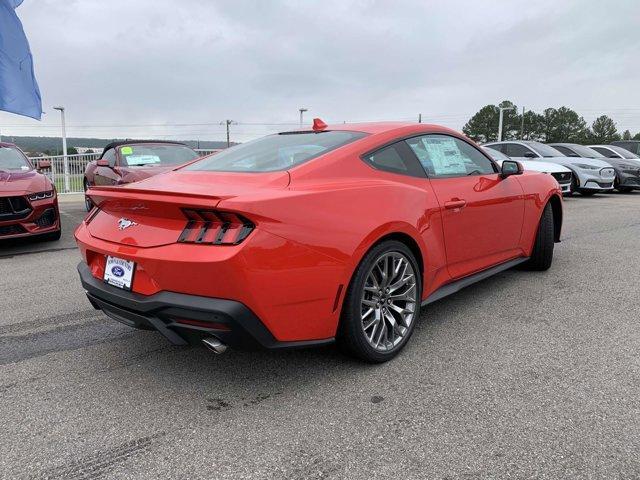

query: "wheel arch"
(548, 194), (562, 242)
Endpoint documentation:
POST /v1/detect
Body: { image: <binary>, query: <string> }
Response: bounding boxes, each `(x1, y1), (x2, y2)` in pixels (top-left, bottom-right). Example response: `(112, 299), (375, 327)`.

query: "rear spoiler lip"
(86, 186), (224, 208)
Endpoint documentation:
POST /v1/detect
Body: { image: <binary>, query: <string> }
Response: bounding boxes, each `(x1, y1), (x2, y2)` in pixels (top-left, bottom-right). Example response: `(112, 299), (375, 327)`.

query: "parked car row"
(482, 140), (640, 196)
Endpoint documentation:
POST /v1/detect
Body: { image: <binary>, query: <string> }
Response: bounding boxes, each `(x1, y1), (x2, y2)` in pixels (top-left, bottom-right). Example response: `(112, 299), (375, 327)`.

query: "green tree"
(463, 104), (500, 143)
(541, 107), (590, 143)
(462, 100), (519, 143)
(590, 115), (620, 143)
(521, 110), (546, 141)
(633, 132), (640, 140)
(622, 130), (632, 140)
(67, 146), (78, 155)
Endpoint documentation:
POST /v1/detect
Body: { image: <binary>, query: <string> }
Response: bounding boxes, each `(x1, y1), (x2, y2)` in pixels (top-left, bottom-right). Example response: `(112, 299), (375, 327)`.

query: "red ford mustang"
(83, 140), (200, 211)
(75, 121), (562, 362)
(0, 142), (61, 242)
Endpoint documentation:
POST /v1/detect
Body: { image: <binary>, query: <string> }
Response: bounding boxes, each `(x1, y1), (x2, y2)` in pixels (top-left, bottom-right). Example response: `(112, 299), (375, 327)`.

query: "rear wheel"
(337, 240), (421, 363)
(84, 179), (93, 211)
(523, 203), (554, 271)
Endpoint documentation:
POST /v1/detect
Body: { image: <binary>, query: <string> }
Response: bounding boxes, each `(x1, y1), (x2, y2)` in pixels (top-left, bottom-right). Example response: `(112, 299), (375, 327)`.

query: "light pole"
(497, 106), (515, 142)
(220, 120), (237, 148)
(299, 108), (308, 127)
(53, 106), (69, 192)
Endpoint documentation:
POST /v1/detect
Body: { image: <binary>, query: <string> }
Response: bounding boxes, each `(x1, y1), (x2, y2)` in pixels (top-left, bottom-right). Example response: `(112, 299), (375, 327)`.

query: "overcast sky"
(1, 0), (639, 143)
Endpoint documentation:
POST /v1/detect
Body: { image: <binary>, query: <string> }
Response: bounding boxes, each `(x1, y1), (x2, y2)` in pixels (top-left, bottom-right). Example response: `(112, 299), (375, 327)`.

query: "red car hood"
(0, 170), (50, 195)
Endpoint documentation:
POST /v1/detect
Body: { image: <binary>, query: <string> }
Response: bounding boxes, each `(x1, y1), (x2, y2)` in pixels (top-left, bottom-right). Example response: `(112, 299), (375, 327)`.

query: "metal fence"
(29, 149), (220, 194)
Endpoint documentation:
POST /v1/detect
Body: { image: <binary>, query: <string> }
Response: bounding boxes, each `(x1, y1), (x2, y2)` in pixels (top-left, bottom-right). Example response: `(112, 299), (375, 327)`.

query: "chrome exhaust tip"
(202, 336), (227, 354)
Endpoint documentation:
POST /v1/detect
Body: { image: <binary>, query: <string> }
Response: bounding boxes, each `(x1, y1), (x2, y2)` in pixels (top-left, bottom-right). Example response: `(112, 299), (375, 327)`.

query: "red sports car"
(75, 121), (562, 362)
(83, 140), (201, 211)
(0, 142), (61, 242)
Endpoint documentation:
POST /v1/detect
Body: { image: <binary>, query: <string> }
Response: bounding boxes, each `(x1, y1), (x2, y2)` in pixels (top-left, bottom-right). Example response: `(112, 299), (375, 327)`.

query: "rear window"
(185, 131), (367, 172)
(119, 144), (199, 167)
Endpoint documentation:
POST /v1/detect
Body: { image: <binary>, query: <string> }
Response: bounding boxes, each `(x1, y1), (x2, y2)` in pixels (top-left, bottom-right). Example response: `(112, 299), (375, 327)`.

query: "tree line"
(462, 100), (639, 145)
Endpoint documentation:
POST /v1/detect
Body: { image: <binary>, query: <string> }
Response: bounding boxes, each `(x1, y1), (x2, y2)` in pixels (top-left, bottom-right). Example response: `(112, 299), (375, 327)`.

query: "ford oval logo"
(118, 218), (138, 230)
(111, 266), (125, 277)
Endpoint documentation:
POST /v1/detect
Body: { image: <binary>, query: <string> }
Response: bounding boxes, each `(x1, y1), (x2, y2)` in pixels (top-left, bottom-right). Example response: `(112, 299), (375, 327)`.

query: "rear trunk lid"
(85, 170), (289, 247)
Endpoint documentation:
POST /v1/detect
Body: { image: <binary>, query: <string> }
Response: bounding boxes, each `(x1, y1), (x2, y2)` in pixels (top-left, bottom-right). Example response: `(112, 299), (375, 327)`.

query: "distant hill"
(0, 135), (235, 154)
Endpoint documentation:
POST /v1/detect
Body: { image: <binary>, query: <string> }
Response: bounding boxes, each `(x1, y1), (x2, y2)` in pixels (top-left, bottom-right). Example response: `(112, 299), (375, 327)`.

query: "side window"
(488, 144), (505, 153)
(405, 134), (496, 178)
(101, 148), (117, 167)
(363, 142), (425, 177)
(503, 143), (534, 158)
(591, 147), (618, 158)
(553, 145), (578, 157)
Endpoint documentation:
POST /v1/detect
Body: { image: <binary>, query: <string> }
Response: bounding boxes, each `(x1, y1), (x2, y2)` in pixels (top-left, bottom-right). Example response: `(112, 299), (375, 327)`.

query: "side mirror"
(501, 160), (523, 178)
(523, 151), (536, 158)
(96, 159), (110, 167)
(36, 159), (51, 170)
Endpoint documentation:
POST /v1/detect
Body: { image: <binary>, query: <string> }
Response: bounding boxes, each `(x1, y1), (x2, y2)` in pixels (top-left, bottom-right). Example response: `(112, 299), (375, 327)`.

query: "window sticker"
(126, 155), (161, 166)
(420, 137), (467, 176)
(120, 146), (133, 155)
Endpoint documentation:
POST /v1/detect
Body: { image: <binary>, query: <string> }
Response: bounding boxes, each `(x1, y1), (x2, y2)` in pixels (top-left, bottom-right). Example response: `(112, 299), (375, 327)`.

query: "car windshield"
(567, 144), (605, 158)
(185, 130), (367, 172)
(482, 146), (510, 161)
(610, 145), (640, 159)
(528, 142), (563, 158)
(0, 146), (32, 171)
(119, 144), (199, 167)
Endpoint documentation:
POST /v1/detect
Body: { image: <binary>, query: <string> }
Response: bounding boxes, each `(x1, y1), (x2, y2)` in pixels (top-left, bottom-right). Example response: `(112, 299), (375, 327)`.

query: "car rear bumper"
(78, 261), (334, 350)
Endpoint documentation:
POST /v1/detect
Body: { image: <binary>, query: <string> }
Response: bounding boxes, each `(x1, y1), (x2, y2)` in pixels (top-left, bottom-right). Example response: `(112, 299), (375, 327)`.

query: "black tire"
(570, 175), (579, 195)
(337, 240), (421, 363)
(578, 189), (597, 196)
(523, 203), (554, 271)
(617, 186), (633, 193)
(84, 179), (93, 212)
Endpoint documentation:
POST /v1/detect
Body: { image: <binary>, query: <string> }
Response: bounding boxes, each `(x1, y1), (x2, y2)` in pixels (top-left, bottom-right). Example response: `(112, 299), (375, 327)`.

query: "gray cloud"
(1, 0), (639, 142)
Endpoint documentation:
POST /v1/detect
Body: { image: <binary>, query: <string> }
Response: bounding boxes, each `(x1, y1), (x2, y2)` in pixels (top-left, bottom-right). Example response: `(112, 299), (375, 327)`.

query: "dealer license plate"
(103, 256), (135, 291)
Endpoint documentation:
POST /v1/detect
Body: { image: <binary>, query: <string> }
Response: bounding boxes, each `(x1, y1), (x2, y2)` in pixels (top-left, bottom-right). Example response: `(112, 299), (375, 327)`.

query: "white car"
(482, 146), (573, 194)
(484, 141), (615, 196)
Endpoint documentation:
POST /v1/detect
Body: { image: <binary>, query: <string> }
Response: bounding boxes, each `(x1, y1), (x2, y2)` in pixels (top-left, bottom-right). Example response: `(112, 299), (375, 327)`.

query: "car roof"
(284, 121), (465, 138)
(0, 142), (18, 148)
(548, 142), (579, 147)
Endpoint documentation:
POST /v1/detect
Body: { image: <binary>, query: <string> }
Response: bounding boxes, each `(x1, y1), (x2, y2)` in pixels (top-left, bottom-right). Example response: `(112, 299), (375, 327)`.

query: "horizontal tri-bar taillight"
(177, 209), (255, 245)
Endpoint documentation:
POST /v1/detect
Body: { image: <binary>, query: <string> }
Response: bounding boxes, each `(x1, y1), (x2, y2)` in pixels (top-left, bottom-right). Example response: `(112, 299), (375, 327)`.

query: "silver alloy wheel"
(361, 251), (417, 352)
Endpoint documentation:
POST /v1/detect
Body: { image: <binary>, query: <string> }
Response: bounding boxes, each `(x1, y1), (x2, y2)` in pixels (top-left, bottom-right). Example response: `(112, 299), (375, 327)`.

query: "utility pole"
(299, 108), (308, 127)
(220, 120), (237, 148)
(418, 113), (422, 123)
(53, 106), (69, 192)
(520, 106), (525, 140)
(498, 106), (515, 142)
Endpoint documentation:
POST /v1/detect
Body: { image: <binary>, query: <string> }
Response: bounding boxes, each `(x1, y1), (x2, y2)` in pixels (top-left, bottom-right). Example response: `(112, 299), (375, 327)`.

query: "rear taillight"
(178, 209), (255, 245)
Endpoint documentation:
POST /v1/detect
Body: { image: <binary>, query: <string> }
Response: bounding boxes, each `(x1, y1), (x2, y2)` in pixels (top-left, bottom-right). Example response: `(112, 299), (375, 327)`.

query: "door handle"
(444, 199), (467, 210)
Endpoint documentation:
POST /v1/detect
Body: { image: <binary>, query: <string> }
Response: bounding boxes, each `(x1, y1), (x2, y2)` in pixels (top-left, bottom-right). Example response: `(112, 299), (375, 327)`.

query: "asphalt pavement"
(0, 193), (639, 479)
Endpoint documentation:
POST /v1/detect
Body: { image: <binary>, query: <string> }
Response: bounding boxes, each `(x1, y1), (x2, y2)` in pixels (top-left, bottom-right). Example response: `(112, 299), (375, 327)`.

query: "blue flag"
(0, 0), (42, 120)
